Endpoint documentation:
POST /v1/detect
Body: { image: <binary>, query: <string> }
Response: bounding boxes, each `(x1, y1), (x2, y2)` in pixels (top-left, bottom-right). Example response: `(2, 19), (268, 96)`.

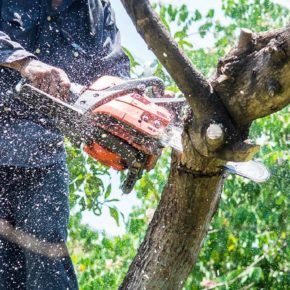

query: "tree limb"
(212, 26), (290, 125)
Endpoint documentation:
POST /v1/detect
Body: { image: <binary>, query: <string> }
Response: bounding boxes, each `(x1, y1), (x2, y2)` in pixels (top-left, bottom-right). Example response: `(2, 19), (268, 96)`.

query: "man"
(0, 0), (129, 289)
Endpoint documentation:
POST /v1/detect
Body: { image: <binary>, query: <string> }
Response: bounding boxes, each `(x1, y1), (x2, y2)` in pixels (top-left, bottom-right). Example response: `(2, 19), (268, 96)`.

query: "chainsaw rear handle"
(85, 76), (165, 95)
(16, 76), (165, 103)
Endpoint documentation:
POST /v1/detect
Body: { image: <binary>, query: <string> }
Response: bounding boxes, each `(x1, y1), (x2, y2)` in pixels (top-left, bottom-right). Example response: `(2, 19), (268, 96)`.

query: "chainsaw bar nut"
(154, 120), (161, 128)
(142, 114), (149, 122)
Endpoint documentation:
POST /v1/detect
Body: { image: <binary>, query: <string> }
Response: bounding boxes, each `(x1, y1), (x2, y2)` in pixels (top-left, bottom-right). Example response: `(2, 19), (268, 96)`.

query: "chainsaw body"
(15, 77), (178, 193)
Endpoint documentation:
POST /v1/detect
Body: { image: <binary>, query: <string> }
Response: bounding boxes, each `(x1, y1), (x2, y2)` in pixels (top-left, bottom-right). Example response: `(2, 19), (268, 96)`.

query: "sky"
(110, 0), (223, 63)
(110, 0), (289, 63)
(83, 0), (290, 236)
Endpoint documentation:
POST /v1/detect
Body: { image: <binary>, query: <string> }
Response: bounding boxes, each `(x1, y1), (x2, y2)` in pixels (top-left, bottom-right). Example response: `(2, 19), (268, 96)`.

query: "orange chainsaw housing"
(83, 77), (172, 171)
(84, 142), (125, 171)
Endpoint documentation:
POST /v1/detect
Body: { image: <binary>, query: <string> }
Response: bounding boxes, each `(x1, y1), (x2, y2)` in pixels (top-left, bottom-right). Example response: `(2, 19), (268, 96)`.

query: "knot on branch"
(217, 56), (244, 78)
(205, 124), (225, 152)
(266, 37), (288, 67)
(267, 78), (282, 97)
(184, 116), (258, 163)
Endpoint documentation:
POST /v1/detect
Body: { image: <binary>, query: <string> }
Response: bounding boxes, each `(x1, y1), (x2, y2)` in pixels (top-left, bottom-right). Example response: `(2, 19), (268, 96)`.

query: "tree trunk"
(120, 138), (226, 289)
(119, 1), (290, 289)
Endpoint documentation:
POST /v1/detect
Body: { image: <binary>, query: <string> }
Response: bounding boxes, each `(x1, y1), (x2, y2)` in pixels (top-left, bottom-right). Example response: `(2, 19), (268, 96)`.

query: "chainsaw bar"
(224, 160), (270, 183)
(15, 83), (271, 191)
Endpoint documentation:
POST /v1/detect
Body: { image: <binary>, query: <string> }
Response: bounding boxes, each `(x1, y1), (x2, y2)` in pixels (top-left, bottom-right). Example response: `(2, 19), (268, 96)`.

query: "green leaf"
(122, 47), (139, 68)
(160, 14), (171, 32)
(174, 30), (186, 39)
(207, 9), (215, 18)
(104, 184), (112, 199)
(109, 207), (120, 227)
(194, 9), (202, 21)
(250, 267), (264, 282)
(179, 5), (189, 22)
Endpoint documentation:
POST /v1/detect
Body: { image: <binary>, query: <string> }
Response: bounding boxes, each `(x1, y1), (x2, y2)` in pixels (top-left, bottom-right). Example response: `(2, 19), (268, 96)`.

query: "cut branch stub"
(185, 115), (233, 159)
(206, 123), (225, 152)
(237, 28), (254, 54)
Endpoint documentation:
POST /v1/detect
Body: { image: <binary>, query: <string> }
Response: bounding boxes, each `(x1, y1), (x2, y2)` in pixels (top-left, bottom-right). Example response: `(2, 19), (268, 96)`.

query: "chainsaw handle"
(16, 76), (165, 102)
(101, 77), (165, 95)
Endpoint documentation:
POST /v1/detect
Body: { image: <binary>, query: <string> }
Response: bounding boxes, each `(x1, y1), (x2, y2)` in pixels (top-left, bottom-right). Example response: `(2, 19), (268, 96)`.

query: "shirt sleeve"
(94, 0), (130, 79)
(0, 31), (36, 66)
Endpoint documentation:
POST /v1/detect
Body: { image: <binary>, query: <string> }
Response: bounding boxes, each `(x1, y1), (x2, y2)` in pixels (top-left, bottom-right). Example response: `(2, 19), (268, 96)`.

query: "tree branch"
(212, 26), (290, 125)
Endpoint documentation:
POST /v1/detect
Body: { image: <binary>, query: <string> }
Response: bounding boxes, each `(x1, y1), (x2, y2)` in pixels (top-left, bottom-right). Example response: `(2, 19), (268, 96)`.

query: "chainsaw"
(15, 76), (185, 193)
(15, 76), (270, 193)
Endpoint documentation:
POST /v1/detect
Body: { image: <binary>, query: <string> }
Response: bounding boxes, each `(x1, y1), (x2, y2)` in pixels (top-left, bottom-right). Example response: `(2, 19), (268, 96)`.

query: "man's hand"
(19, 59), (71, 99)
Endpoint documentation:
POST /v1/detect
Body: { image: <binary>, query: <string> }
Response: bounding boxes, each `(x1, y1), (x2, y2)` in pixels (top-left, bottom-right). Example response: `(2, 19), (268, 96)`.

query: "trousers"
(0, 164), (78, 290)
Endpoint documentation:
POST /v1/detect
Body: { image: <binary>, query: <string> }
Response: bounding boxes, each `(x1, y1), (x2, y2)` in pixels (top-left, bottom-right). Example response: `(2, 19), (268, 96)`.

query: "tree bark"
(119, 1), (290, 289)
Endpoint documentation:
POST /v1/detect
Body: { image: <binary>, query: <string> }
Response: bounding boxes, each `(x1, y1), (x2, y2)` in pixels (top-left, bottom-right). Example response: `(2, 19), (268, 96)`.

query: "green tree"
(67, 1), (289, 289)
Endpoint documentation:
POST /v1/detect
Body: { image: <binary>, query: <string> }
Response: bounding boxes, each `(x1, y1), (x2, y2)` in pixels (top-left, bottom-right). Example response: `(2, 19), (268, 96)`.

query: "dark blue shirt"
(0, 0), (130, 167)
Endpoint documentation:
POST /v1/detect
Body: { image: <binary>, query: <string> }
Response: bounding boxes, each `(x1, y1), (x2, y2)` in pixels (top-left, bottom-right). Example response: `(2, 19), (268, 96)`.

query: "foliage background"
(66, 0), (290, 289)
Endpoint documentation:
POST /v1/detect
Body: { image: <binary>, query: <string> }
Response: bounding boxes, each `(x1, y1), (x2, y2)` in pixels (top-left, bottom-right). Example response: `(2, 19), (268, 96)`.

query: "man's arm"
(0, 31), (70, 99)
